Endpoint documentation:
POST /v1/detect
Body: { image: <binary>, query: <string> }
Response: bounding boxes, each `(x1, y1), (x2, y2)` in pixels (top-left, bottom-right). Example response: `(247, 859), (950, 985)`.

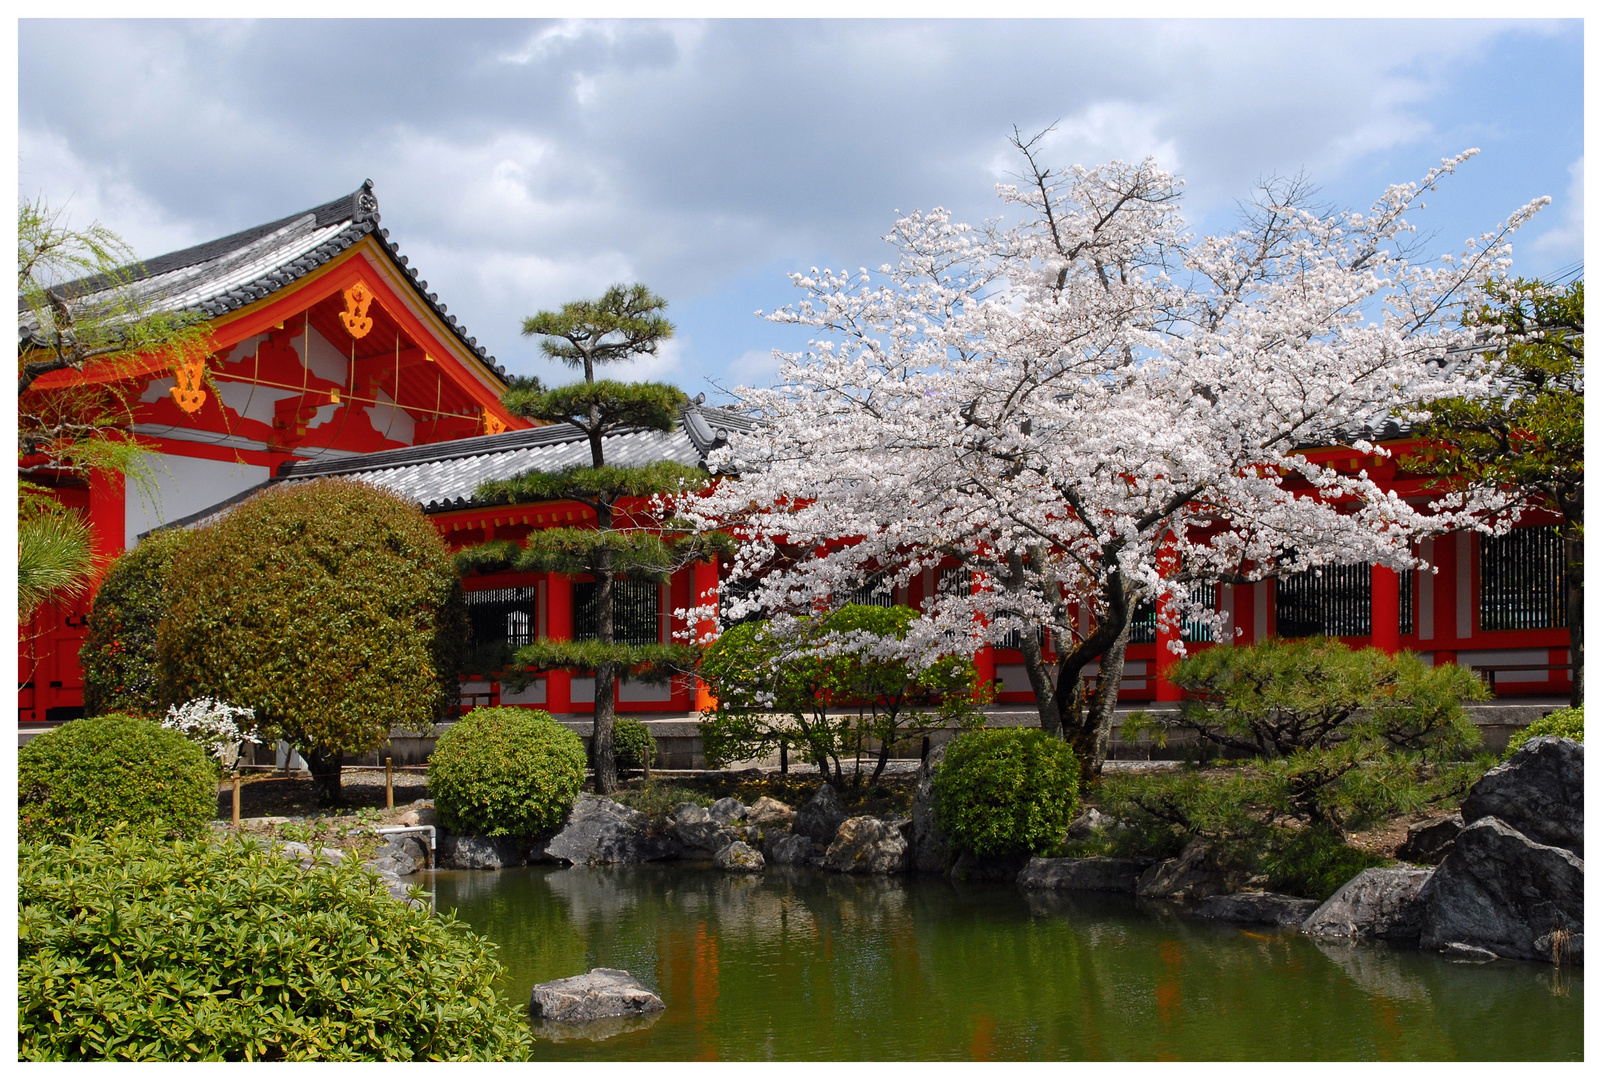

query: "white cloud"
(1526, 156), (1583, 263)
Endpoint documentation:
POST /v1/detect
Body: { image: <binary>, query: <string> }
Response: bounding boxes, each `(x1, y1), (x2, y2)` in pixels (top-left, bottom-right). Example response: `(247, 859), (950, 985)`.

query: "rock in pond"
(795, 783), (848, 845)
(747, 796), (795, 829)
(910, 745), (954, 874)
(709, 797), (747, 825)
(1416, 816), (1585, 963)
(672, 802), (711, 825)
(543, 796), (676, 866)
(529, 968), (666, 1022)
(1195, 892), (1320, 927)
(1301, 867), (1434, 943)
(674, 819), (740, 855)
(1395, 814), (1463, 866)
(824, 817), (910, 874)
(766, 832), (814, 866)
(715, 840), (766, 873)
(439, 833), (527, 870)
(1136, 839), (1238, 902)
(1018, 856), (1150, 894)
(1459, 736), (1584, 857)
(372, 834), (428, 876)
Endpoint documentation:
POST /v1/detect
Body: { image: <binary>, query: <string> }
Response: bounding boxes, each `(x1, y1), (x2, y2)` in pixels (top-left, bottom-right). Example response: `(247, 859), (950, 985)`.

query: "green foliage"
(156, 479), (466, 796)
(520, 283), (674, 382)
(700, 605), (985, 784)
(932, 727), (1080, 858)
(1141, 637), (1486, 759)
(452, 538), (521, 577)
(613, 716), (655, 772)
(504, 379), (687, 435)
(612, 781), (713, 820)
(476, 461), (708, 512)
(513, 639), (699, 677)
(18, 713), (216, 842)
(429, 707), (587, 838)
(1256, 826), (1390, 900)
(1505, 705), (1584, 758)
(17, 495), (95, 620)
(79, 527), (191, 716)
(18, 831), (532, 1061)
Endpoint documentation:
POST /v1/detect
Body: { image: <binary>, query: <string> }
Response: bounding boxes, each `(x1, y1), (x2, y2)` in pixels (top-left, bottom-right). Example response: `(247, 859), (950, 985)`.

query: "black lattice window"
(1275, 564), (1371, 638)
(574, 579), (661, 646)
(847, 572), (895, 608)
(1400, 568), (1414, 636)
(1130, 583), (1217, 644)
(465, 586), (539, 649)
(1480, 527), (1568, 631)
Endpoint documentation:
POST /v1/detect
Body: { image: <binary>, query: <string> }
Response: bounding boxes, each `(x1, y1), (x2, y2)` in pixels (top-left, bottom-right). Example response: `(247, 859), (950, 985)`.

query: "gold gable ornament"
(170, 358), (208, 413)
(340, 281), (375, 338)
(485, 413), (508, 436)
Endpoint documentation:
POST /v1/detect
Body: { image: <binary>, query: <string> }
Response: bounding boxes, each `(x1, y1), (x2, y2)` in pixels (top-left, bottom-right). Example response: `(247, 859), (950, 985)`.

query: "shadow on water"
(431, 864), (1584, 1062)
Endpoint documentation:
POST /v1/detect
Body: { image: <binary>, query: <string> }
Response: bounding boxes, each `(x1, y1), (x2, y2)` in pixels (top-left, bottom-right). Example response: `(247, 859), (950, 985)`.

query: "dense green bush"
(613, 715), (655, 773)
(1505, 705), (1583, 758)
(18, 713), (216, 842)
(157, 478), (467, 802)
(80, 528), (190, 716)
(1148, 637), (1487, 758)
(18, 832), (531, 1061)
(430, 707), (587, 837)
(932, 728), (1080, 858)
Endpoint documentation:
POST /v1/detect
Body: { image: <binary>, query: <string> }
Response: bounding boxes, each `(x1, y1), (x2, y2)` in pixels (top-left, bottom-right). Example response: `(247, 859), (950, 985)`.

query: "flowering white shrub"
(163, 698), (261, 765)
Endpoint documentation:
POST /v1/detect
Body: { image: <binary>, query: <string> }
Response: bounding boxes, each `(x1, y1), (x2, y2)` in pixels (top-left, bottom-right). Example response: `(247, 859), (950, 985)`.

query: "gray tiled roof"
(147, 401), (756, 536)
(21, 182), (507, 383)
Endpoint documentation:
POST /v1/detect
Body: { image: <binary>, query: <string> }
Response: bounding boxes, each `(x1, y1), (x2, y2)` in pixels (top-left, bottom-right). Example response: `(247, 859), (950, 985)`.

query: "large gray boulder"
(371, 835), (428, 877)
(673, 819), (740, 855)
(1460, 737), (1584, 856)
(543, 796), (676, 866)
(438, 833), (526, 870)
(1395, 814), (1463, 866)
(795, 783), (848, 845)
(1417, 816), (1585, 962)
(910, 745), (954, 873)
(1136, 839), (1237, 902)
(823, 816), (910, 874)
(672, 802), (710, 825)
(765, 832), (814, 866)
(1301, 867), (1435, 943)
(708, 797), (747, 825)
(528, 968), (666, 1022)
(1196, 892), (1320, 927)
(1018, 856), (1150, 894)
(714, 840), (766, 873)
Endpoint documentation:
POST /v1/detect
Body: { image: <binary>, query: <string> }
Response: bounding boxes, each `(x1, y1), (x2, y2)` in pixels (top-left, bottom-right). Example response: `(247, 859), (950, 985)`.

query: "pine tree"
(468, 285), (725, 793)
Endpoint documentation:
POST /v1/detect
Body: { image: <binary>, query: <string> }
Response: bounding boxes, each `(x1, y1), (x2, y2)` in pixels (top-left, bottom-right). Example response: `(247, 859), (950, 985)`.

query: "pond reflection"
(431, 864), (1583, 1061)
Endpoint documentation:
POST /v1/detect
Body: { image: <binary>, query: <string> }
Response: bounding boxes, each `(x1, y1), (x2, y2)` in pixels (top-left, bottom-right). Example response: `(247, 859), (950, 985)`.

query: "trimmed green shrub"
(613, 715), (655, 773)
(19, 713), (216, 842)
(933, 728), (1080, 858)
(157, 478), (468, 802)
(80, 527), (190, 717)
(1505, 705), (1583, 758)
(429, 707), (587, 838)
(18, 831), (531, 1061)
(1146, 637), (1487, 759)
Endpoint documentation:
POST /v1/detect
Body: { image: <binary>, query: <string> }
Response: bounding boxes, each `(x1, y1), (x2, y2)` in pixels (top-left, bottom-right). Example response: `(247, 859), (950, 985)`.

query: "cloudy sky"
(19, 18), (1583, 401)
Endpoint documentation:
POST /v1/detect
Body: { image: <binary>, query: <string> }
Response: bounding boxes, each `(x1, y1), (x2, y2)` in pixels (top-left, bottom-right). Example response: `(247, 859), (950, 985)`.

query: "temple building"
(18, 185), (1574, 732)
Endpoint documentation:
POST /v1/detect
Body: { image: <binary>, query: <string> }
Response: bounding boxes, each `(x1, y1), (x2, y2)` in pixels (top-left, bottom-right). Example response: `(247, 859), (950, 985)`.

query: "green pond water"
(431, 864), (1583, 1061)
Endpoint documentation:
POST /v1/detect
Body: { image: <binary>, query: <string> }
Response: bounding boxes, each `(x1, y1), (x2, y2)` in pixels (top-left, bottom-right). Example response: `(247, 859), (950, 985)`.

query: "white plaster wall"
(124, 451), (270, 548)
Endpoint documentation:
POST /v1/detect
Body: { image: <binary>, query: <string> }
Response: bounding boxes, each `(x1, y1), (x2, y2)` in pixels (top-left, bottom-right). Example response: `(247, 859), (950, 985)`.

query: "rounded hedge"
(1505, 705), (1584, 759)
(80, 527), (191, 717)
(429, 707), (587, 837)
(613, 715), (655, 772)
(932, 727), (1080, 858)
(18, 831), (531, 1061)
(19, 713), (216, 842)
(156, 478), (467, 798)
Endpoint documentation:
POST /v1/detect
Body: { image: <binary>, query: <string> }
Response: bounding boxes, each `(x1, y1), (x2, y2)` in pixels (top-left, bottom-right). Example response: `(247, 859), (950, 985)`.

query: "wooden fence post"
(386, 757), (394, 811)
(232, 771), (241, 828)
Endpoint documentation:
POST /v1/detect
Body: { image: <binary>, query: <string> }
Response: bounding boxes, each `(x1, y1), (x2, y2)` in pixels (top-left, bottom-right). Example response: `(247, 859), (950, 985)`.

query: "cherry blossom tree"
(685, 131), (1547, 776)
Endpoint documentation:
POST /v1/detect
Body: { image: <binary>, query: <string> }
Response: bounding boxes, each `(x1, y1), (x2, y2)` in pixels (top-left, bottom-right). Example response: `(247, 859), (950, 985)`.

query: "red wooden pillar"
(692, 559), (720, 712)
(87, 468), (126, 572)
(544, 571), (573, 714)
(1155, 601), (1181, 701)
(1370, 564), (1401, 655)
